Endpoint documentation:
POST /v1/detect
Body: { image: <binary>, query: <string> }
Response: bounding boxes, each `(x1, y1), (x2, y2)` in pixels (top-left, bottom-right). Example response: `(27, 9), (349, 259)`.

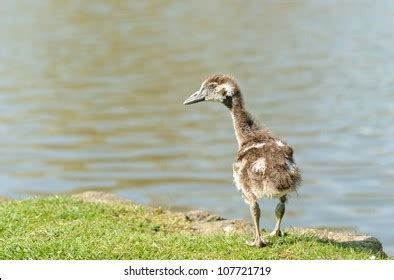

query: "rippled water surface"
(1, 0), (393, 255)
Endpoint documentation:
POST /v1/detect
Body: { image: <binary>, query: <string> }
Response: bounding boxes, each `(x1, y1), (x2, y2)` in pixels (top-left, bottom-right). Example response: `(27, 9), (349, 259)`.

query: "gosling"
(183, 74), (302, 247)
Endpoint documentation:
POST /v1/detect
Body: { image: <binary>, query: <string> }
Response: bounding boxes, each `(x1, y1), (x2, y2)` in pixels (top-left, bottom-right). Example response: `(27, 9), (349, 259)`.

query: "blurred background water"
(0, 0), (393, 255)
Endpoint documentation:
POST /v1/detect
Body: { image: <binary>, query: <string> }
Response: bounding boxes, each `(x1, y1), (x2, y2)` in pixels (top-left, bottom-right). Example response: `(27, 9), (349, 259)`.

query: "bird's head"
(183, 74), (241, 108)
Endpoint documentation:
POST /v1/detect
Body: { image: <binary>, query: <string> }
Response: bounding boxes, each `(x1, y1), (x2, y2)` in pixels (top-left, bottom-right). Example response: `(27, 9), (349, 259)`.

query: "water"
(1, 0), (393, 255)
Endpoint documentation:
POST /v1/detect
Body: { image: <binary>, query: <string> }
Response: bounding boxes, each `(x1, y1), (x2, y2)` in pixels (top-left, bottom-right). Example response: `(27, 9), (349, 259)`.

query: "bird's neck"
(229, 95), (260, 148)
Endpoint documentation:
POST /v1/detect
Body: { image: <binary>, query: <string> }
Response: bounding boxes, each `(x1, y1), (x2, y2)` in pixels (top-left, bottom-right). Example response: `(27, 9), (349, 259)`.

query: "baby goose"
(184, 74), (302, 247)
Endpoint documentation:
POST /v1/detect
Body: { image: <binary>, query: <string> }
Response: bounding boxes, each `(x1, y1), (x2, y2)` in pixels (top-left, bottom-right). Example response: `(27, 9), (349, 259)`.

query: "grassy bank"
(0, 195), (387, 260)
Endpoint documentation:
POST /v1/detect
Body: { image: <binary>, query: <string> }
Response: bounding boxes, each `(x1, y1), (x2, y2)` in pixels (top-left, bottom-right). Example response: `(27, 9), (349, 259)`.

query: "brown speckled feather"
(236, 129), (301, 195)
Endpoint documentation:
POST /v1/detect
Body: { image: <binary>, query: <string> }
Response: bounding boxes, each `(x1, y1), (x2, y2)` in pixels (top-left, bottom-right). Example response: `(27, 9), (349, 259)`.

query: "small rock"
(223, 224), (235, 234)
(190, 219), (254, 235)
(184, 210), (224, 222)
(288, 227), (386, 256)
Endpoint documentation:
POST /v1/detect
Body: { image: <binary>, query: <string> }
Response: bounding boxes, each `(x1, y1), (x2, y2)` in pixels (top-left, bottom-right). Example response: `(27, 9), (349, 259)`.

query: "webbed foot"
(246, 238), (268, 248)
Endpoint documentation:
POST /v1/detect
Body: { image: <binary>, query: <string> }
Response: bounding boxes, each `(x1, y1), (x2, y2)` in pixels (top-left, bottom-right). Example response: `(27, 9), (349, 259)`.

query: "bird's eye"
(208, 83), (216, 89)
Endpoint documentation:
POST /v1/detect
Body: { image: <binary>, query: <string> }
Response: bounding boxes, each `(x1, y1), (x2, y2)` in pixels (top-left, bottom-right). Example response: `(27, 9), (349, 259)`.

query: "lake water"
(1, 0), (393, 256)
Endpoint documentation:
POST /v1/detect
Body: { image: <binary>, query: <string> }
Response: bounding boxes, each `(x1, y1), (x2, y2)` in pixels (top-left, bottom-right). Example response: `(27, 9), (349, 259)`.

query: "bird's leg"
(270, 195), (287, 237)
(246, 201), (267, 248)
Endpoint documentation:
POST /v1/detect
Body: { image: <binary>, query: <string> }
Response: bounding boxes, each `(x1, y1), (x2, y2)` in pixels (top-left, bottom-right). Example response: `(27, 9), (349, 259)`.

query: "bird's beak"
(183, 90), (206, 105)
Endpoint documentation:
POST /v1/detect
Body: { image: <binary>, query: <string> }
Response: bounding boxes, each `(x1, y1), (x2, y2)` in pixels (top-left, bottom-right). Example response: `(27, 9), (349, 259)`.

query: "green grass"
(0, 196), (386, 260)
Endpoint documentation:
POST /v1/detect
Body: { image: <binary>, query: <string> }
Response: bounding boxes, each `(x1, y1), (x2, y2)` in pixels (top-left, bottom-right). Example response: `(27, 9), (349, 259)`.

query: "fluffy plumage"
(184, 74), (302, 247)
